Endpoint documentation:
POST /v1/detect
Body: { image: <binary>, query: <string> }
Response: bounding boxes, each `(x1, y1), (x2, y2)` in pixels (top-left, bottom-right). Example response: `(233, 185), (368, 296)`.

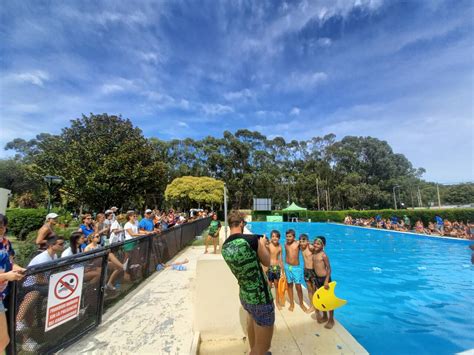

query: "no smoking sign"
(45, 267), (84, 331)
(54, 273), (79, 299)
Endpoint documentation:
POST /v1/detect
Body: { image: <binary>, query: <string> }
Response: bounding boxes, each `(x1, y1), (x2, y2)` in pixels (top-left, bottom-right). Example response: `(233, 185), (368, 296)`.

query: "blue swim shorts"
(284, 263), (305, 285)
(240, 298), (275, 327)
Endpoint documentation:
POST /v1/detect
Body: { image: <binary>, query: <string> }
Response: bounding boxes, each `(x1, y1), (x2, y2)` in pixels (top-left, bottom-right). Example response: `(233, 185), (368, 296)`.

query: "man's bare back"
(36, 224), (55, 249)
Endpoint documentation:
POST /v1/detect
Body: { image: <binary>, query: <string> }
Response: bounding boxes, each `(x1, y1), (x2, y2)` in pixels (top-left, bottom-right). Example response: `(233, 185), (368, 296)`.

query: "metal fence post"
(6, 280), (17, 355)
(97, 252), (110, 325)
(145, 233), (154, 278)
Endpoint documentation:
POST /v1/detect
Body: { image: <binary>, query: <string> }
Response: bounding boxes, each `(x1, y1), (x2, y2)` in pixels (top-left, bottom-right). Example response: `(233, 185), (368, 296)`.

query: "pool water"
(247, 222), (474, 355)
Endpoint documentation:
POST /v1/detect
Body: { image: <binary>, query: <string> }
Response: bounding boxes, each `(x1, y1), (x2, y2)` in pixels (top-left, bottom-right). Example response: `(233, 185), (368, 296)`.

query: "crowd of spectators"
(36, 207), (210, 252)
(6, 207), (211, 351)
(343, 214), (473, 239)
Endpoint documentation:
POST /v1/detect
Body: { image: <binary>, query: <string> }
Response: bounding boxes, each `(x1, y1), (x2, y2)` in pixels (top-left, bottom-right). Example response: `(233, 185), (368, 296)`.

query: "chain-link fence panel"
(180, 222), (197, 246)
(13, 252), (107, 354)
(103, 236), (149, 312)
(8, 218), (212, 354)
(161, 228), (180, 260)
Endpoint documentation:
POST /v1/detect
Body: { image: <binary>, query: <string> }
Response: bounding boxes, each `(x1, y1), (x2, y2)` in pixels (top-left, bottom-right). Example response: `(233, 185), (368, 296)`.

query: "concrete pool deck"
(62, 245), (367, 354)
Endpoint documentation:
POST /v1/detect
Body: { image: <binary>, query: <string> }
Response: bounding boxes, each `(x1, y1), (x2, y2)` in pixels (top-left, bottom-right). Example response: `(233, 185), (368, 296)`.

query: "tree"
(165, 176), (224, 209)
(0, 159), (45, 207)
(442, 183), (474, 205)
(30, 113), (167, 211)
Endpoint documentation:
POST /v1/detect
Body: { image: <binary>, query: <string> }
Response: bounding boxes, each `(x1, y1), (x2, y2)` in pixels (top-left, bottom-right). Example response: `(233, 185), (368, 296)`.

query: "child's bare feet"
(305, 306), (315, 314)
(317, 314), (327, 323)
(299, 303), (309, 312)
(277, 303), (282, 310)
(288, 303), (295, 311)
(204, 250), (208, 254)
(325, 319), (335, 329)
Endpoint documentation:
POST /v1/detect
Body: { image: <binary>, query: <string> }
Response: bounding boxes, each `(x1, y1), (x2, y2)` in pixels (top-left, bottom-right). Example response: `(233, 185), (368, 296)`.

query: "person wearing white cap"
(35, 213), (58, 251)
(109, 207), (118, 221)
(138, 209), (156, 232)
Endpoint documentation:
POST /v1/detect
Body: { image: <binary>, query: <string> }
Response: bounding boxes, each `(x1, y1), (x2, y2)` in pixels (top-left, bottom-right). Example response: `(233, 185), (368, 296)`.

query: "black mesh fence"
(12, 251), (108, 354)
(6, 217), (210, 355)
(180, 222), (197, 246)
(103, 236), (150, 311)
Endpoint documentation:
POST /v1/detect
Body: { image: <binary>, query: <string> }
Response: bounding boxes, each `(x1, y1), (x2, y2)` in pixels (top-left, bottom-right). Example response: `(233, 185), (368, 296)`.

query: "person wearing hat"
(110, 207), (118, 221)
(35, 212), (58, 251)
(138, 209), (156, 233)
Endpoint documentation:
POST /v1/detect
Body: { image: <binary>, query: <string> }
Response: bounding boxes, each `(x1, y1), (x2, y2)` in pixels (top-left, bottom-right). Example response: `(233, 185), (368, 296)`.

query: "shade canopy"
(282, 202), (307, 212)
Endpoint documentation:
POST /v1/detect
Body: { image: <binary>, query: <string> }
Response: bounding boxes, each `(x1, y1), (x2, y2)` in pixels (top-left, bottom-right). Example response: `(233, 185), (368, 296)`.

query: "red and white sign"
(45, 267), (84, 331)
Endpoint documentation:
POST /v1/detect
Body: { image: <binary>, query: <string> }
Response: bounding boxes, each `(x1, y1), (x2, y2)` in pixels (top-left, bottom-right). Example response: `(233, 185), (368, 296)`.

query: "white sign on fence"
(45, 267), (84, 332)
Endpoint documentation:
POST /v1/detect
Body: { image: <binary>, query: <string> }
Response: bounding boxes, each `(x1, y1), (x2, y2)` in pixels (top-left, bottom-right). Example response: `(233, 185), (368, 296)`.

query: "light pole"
(436, 183), (441, 207)
(223, 182), (228, 239)
(286, 176), (294, 207)
(44, 175), (62, 213)
(393, 185), (400, 210)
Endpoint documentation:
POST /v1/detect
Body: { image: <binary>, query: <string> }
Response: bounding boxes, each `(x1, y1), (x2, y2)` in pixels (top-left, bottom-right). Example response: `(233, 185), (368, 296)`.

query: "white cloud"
(256, 110), (283, 117)
(177, 121), (189, 128)
(317, 37), (332, 47)
(201, 103), (234, 115)
(101, 84), (125, 94)
(8, 70), (49, 87)
(178, 99), (190, 110)
(145, 91), (175, 104)
(223, 88), (255, 101)
(253, 0), (384, 54)
(100, 78), (136, 95)
(64, 10), (150, 27)
(281, 71), (328, 91)
(138, 51), (161, 64)
(290, 107), (301, 116)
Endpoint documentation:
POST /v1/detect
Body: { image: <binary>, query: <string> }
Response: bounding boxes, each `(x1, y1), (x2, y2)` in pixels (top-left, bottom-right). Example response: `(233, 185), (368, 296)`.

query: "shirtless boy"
(284, 229), (308, 312)
(300, 234), (316, 313)
(266, 230), (283, 309)
(312, 236), (334, 329)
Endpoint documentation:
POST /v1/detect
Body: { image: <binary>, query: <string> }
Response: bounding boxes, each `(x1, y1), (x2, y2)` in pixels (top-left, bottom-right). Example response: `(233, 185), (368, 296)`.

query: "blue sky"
(0, 0), (473, 183)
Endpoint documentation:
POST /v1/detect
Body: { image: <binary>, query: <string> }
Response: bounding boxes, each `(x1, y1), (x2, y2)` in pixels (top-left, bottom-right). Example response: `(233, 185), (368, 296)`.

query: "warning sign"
(45, 267), (84, 331)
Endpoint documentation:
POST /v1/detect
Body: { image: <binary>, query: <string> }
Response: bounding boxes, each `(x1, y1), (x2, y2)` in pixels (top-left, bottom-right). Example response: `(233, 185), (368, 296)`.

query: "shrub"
(6, 208), (48, 240)
(14, 242), (37, 267)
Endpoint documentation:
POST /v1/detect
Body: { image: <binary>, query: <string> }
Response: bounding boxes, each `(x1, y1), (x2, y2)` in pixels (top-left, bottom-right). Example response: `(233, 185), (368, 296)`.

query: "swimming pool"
(247, 222), (474, 355)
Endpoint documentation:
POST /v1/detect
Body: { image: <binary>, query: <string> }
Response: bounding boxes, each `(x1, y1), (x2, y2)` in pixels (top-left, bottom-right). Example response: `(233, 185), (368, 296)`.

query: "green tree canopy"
(27, 113), (167, 211)
(165, 176), (224, 208)
(4, 114), (472, 211)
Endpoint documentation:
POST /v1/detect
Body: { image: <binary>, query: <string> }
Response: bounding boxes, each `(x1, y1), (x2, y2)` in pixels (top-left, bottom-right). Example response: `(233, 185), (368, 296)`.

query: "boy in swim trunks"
(313, 236), (334, 329)
(266, 230), (283, 309)
(284, 229), (308, 312)
(300, 234), (316, 313)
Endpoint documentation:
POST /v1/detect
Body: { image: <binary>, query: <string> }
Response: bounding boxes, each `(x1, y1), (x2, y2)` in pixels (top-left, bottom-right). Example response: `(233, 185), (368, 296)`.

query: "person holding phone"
(221, 211), (274, 355)
(0, 214), (26, 351)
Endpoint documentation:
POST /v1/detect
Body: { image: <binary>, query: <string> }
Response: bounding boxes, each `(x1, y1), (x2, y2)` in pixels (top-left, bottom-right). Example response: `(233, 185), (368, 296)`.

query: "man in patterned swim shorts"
(222, 211), (274, 355)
